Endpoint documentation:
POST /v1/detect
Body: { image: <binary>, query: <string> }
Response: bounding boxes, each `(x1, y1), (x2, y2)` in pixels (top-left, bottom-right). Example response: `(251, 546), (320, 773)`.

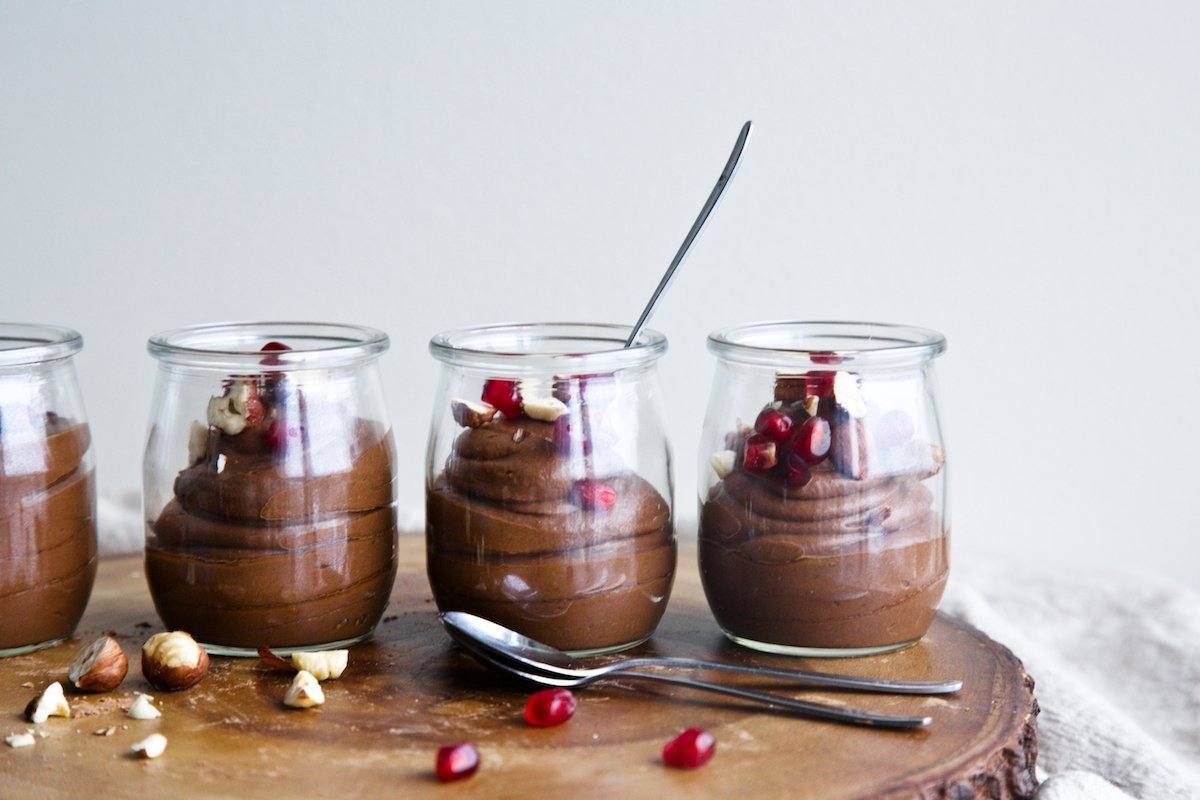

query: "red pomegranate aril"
(804, 370), (836, 398)
(741, 434), (777, 472)
(259, 340), (292, 367)
(435, 741), (479, 782)
(523, 688), (577, 727)
(482, 379), (523, 419)
(792, 416), (832, 465)
(662, 727), (716, 769)
(574, 479), (617, 510)
(754, 407), (793, 443)
(782, 453), (812, 488)
(810, 350), (842, 365)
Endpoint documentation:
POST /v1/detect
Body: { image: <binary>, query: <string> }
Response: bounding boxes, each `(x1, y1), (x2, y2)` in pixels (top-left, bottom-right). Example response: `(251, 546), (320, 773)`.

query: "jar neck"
(0, 324), (82, 369)
(429, 322), (667, 376)
(148, 321), (389, 372)
(708, 321), (945, 371)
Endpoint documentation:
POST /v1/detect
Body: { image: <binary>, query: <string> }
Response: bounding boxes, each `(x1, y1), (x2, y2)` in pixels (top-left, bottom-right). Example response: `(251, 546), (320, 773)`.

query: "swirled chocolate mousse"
(146, 360), (397, 650)
(699, 370), (946, 651)
(427, 379), (675, 653)
(0, 411), (96, 652)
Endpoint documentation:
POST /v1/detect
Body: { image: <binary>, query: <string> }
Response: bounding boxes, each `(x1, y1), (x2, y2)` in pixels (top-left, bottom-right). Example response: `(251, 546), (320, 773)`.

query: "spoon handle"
(612, 657), (962, 695)
(614, 671), (931, 729)
(624, 120), (753, 348)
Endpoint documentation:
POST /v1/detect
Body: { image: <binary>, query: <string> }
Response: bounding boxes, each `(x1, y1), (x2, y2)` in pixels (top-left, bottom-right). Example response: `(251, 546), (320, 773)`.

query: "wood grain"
(0, 537), (1038, 799)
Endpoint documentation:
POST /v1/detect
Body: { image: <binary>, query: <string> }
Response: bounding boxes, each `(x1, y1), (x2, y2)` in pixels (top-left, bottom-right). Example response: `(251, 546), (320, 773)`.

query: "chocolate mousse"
(145, 360), (397, 651)
(0, 412), (96, 653)
(699, 371), (946, 652)
(426, 379), (675, 653)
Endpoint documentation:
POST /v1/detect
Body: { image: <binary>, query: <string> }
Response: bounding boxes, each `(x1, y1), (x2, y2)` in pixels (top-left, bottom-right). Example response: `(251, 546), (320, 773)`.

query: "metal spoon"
(449, 625), (931, 729)
(625, 120), (753, 348)
(442, 611), (961, 695)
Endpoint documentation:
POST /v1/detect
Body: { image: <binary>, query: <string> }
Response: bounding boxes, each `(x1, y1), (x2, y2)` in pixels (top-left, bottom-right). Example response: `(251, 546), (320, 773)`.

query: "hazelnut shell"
(68, 635), (129, 693)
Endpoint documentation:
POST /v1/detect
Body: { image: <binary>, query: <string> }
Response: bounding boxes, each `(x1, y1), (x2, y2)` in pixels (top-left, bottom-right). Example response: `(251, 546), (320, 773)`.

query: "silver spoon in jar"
(443, 611), (960, 695)
(624, 120), (753, 348)
(445, 617), (933, 729)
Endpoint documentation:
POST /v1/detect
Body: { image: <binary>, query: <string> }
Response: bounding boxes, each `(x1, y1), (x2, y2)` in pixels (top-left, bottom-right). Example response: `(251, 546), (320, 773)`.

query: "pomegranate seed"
(754, 407), (793, 443)
(782, 453), (812, 488)
(741, 434), (777, 472)
(791, 416), (831, 464)
(803, 370), (836, 398)
(662, 727), (716, 769)
(523, 688), (577, 727)
(876, 409), (915, 448)
(435, 741), (479, 782)
(810, 350), (843, 365)
(482, 379), (523, 419)
(573, 479), (617, 510)
(552, 415), (592, 457)
(259, 340), (292, 367)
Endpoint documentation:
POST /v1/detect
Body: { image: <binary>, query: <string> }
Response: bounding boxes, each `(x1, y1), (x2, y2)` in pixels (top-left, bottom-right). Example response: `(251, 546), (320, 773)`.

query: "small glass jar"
(426, 323), (676, 656)
(144, 322), (398, 656)
(0, 325), (96, 656)
(698, 321), (948, 657)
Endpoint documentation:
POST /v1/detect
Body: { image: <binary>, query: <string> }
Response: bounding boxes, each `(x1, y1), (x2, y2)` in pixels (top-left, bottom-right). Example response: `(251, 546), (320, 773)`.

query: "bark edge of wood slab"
(0, 539), (1039, 800)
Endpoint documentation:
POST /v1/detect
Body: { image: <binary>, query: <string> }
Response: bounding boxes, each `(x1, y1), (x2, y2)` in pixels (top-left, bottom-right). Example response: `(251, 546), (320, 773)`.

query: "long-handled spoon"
(449, 626), (931, 729)
(443, 611), (960, 695)
(625, 120), (753, 347)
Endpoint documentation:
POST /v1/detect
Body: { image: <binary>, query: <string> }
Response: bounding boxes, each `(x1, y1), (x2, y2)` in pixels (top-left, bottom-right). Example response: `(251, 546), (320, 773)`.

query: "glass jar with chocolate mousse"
(144, 322), (398, 656)
(426, 323), (676, 656)
(0, 324), (97, 657)
(699, 322), (948, 657)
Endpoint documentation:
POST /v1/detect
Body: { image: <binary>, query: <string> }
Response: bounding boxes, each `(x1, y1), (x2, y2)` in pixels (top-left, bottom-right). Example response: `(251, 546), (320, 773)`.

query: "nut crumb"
(19, 682), (33, 689)
(93, 727), (116, 737)
(283, 671), (324, 708)
(130, 732), (167, 759)
(5, 731), (36, 748)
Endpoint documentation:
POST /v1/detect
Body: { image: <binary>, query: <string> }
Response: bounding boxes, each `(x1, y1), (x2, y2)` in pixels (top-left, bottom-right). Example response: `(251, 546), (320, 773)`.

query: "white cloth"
(99, 495), (1200, 798)
(945, 555), (1200, 799)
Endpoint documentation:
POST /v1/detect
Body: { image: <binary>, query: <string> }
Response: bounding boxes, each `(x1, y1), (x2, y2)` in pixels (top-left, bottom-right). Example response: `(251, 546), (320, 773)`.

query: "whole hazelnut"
(68, 635), (129, 693)
(141, 631), (209, 692)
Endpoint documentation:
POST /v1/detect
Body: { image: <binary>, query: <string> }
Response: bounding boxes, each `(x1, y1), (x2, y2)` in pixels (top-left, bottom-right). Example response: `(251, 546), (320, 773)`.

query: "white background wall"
(2, 2), (1196, 586)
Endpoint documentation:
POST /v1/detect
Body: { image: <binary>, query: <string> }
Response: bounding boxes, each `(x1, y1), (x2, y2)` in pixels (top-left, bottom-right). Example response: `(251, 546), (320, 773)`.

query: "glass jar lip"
(0, 323), (83, 367)
(429, 322), (667, 374)
(708, 320), (946, 369)
(148, 321), (389, 370)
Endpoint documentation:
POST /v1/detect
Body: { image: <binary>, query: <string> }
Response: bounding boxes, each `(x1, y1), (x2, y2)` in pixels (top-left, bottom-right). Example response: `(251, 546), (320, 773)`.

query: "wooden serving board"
(0, 537), (1038, 799)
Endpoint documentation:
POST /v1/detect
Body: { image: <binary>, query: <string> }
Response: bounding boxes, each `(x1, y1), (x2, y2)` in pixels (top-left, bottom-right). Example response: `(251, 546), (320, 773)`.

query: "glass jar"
(144, 322), (398, 656)
(698, 321), (948, 657)
(426, 323), (676, 656)
(0, 325), (96, 656)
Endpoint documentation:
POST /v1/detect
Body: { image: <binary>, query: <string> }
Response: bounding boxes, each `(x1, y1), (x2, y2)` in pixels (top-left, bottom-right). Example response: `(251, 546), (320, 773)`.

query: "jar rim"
(429, 322), (667, 373)
(708, 320), (946, 369)
(148, 321), (389, 370)
(0, 323), (83, 367)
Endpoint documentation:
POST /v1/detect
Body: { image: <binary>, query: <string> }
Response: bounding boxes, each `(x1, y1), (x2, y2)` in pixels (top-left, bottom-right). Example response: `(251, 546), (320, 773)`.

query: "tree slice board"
(0, 538), (1038, 799)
